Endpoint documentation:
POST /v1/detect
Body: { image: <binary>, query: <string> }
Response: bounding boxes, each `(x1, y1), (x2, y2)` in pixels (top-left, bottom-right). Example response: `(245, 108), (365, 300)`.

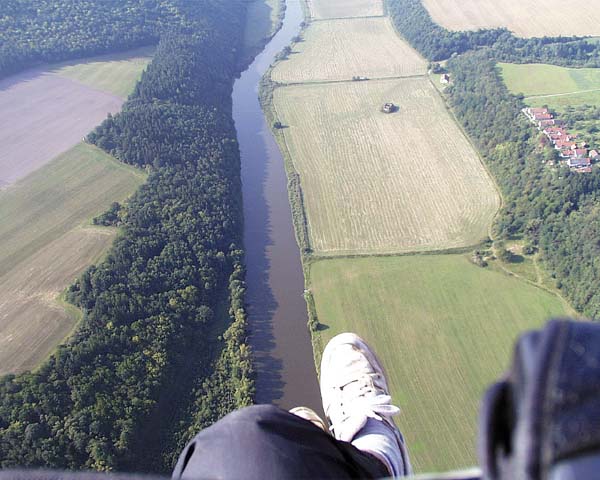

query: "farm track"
(276, 72), (427, 86)
(526, 87), (600, 100)
(311, 15), (385, 21)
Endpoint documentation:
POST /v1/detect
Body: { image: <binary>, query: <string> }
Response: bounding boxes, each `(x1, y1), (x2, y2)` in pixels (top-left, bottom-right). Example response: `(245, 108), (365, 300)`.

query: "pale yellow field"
(422, 0), (600, 38)
(307, 0), (383, 19)
(0, 143), (145, 374)
(272, 17), (427, 83)
(0, 227), (116, 374)
(51, 46), (154, 98)
(273, 77), (499, 255)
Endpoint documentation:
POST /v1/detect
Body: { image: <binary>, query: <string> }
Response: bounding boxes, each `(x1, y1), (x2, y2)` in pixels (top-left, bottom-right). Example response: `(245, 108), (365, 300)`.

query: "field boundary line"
(274, 72), (428, 87)
(310, 14), (386, 22)
(306, 244), (482, 263)
(525, 87), (600, 100)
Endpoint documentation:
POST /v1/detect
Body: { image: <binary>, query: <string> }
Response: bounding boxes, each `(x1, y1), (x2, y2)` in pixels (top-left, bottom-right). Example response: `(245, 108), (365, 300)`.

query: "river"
(232, 0), (323, 413)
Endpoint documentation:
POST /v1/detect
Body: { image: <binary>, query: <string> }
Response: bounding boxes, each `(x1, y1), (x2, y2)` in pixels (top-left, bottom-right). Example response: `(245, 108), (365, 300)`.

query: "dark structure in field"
(382, 102), (396, 113)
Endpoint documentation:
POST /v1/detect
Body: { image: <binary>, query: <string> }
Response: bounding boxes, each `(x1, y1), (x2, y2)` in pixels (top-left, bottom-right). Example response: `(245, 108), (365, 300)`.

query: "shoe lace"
(341, 374), (400, 420)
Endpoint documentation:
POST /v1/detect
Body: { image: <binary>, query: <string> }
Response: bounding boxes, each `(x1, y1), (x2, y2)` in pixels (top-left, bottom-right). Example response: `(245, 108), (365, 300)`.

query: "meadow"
(499, 63), (600, 109)
(421, 0), (600, 38)
(309, 254), (571, 472)
(272, 77), (499, 255)
(0, 143), (145, 374)
(271, 17), (427, 83)
(307, 0), (384, 20)
(51, 46), (153, 98)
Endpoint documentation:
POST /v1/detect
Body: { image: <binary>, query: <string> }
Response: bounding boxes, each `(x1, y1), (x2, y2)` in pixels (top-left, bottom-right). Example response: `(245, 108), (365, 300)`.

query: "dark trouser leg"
(172, 404), (390, 479)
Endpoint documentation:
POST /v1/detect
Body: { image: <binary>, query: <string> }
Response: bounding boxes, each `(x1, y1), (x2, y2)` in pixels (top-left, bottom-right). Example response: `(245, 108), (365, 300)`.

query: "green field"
(52, 46), (154, 97)
(309, 254), (570, 472)
(0, 143), (145, 374)
(500, 63), (600, 108)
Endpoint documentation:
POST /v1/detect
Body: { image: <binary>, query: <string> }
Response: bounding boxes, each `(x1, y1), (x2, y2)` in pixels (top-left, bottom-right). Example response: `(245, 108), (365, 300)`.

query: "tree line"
(1, 0), (162, 79)
(387, 0), (600, 67)
(386, 0), (600, 318)
(0, 0), (253, 473)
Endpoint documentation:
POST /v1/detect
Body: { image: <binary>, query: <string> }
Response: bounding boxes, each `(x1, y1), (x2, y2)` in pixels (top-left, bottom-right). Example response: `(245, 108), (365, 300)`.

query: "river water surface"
(232, 0), (322, 412)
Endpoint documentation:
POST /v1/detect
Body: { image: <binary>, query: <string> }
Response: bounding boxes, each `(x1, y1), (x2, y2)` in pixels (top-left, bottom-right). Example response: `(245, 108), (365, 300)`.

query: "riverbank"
(236, 0), (322, 411)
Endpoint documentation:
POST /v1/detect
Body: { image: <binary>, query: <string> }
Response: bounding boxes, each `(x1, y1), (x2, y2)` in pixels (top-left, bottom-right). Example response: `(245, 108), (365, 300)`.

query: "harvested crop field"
(0, 143), (145, 374)
(271, 17), (426, 83)
(310, 254), (570, 471)
(0, 228), (115, 374)
(273, 77), (499, 254)
(307, 0), (384, 20)
(51, 46), (153, 98)
(421, 0), (600, 38)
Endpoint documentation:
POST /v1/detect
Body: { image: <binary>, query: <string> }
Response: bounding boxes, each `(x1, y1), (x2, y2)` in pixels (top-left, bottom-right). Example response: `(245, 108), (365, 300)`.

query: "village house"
(524, 106), (596, 173)
(568, 157), (591, 168)
(523, 107), (554, 123)
(440, 73), (450, 84)
(555, 140), (576, 150)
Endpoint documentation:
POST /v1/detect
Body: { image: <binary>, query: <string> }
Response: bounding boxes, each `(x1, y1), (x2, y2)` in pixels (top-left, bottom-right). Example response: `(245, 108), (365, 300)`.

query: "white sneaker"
(320, 332), (412, 477)
(289, 406), (329, 433)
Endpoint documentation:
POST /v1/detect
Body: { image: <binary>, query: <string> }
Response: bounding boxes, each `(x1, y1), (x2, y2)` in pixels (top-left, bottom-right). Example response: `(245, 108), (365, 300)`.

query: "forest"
(386, 0), (600, 319)
(0, 0), (253, 472)
(0, 0), (171, 79)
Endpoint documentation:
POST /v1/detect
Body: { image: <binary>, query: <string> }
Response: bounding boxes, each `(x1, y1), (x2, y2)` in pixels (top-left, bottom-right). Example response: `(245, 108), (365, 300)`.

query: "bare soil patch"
(0, 72), (123, 187)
